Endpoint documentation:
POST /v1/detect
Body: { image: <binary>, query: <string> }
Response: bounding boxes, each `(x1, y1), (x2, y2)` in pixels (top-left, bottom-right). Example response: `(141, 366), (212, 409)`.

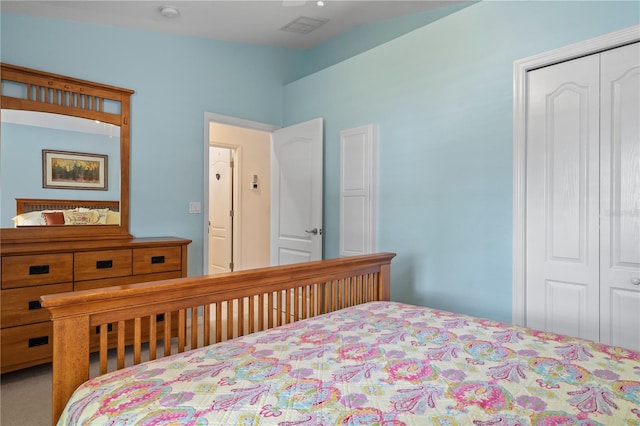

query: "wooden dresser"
(0, 237), (190, 373)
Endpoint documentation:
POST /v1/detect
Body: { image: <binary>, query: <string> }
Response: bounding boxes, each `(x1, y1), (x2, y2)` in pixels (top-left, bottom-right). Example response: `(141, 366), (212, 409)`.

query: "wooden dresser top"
(1, 237), (191, 256)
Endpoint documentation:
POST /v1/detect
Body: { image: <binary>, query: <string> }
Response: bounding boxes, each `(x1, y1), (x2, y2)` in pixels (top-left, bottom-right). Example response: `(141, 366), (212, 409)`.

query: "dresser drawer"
(1, 283), (73, 327)
(75, 271), (183, 292)
(1, 253), (73, 289)
(0, 322), (53, 373)
(74, 249), (132, 281)
(133, 246), (182, 275)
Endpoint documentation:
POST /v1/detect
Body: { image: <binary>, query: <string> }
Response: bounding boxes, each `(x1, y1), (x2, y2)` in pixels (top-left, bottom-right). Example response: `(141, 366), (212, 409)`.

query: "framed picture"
(42, 150), (108, 190)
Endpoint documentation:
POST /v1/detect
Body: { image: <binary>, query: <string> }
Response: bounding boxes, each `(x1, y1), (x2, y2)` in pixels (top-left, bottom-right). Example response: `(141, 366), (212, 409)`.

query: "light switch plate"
(188, 201), (201, 214)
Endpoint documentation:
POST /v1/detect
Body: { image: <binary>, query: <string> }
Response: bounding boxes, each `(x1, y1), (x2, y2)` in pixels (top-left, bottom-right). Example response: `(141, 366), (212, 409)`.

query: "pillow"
(94, 208), (109, 225)
(63, 209), (99, 225)
(106, 210), (120, 225)
(42, 211), (65, 225)
(12, 211), (46, 227)
(71, 207), (109, 224)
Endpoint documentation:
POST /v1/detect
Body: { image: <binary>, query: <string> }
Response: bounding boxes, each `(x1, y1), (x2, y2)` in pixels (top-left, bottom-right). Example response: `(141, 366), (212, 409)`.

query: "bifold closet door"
(599, 42), (640, 350)
(525, 54), (601, 342)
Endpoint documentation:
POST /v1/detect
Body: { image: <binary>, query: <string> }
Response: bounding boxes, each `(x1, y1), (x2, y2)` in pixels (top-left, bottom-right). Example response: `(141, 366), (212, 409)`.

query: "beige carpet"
(1, 362), (52, 426)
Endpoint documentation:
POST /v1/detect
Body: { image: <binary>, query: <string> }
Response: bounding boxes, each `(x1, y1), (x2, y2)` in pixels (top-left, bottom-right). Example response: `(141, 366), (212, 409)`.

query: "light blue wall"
(1, 2), (638, 322)
(0, 8), (464, 275)
(283, 0), (639, 322)
(287, 1), (477, 82)
(1, 13), (291, 275)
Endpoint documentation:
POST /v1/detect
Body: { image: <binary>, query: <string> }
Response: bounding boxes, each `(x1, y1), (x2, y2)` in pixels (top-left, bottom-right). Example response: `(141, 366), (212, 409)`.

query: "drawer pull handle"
(151, 256), (165, 264)
(95, 324), (113, 334)
(29, 265), (50, 275)
(28, 300), (42, 310)
(28, 336), (49, 347)
(96, 260), (113, 269)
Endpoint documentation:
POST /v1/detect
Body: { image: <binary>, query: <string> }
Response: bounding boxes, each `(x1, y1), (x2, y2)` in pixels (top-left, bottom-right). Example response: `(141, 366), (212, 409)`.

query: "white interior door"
(209, 146), (233, 273)
(599, 42), (640, 350)
(271, 118), (323, 265)
(525, 54), (601, 341)
(340, 125), (376, 256)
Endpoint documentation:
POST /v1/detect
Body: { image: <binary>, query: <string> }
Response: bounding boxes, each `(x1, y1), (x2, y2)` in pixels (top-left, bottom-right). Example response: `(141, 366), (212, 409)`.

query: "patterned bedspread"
(59, 301), (640, 425)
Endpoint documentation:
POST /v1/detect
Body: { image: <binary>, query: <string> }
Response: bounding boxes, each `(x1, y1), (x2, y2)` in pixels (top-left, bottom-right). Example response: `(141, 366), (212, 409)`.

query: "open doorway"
(203, 113), (324, 274)
(204, 114), (277, 274)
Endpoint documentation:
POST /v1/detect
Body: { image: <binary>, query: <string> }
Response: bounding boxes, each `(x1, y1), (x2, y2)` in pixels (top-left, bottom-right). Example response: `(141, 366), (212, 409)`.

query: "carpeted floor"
(1, 363), (52, 426)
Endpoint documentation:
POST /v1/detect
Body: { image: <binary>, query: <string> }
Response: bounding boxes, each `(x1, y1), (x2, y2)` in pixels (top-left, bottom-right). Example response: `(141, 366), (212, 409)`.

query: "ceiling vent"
(280, 16), (329, 34)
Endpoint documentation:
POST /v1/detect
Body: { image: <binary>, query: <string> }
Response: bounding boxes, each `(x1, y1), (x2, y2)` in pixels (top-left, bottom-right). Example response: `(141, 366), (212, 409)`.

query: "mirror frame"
(0, 63), (134, 243)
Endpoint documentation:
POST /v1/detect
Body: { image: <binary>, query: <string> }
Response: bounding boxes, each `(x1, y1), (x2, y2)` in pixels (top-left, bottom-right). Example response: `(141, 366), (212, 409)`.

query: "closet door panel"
(525, 54), (600, 341)
(600, 42), (640, 351)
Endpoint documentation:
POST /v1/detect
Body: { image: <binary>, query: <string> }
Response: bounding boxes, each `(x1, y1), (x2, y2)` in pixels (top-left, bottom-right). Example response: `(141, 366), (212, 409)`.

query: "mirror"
(1, 110), (121, 227)
(0, 63), (134, 243)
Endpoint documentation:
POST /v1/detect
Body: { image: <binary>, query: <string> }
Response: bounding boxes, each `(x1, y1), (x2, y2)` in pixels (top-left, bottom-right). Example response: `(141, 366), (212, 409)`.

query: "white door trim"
(203, 112), (278, 273)
(512, 25), (640, 326)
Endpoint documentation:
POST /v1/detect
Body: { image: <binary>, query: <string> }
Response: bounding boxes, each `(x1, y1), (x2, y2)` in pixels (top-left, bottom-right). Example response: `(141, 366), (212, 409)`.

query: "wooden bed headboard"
(16, 198), (120, 214)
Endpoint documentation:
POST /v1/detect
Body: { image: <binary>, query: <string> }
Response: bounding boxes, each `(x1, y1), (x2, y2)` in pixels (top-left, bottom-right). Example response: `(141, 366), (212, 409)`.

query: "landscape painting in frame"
(43, 150), (108, 190)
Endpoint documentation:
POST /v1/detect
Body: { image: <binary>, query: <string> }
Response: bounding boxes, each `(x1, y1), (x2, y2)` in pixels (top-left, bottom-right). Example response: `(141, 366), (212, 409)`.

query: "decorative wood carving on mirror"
(1, 63), (134, 243)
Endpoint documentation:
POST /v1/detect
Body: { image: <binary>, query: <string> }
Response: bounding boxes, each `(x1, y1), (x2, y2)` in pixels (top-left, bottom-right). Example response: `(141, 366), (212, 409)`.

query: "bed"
(40, 253), (640, 425)
(12, 198), (120, 227)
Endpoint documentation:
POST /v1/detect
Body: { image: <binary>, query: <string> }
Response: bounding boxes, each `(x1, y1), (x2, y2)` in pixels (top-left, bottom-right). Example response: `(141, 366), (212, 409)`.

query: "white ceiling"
(1, 0), (464, 49)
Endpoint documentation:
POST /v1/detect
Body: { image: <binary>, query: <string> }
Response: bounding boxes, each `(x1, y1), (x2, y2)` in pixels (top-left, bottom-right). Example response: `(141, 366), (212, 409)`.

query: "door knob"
(631, 278), (640, 286)
(305, 228), (319, 235)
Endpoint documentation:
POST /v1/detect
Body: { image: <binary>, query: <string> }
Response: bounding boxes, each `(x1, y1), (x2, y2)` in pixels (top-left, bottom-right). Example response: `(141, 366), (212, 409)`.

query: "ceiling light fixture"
(159, 6), (180, 18)
(317, 0), (324, 6)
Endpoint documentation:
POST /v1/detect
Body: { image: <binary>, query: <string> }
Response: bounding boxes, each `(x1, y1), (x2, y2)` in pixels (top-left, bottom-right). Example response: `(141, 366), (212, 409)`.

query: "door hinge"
(230, 210), (234, 217)
(230, 160), (235, 168)
(229, 262), (234, 271)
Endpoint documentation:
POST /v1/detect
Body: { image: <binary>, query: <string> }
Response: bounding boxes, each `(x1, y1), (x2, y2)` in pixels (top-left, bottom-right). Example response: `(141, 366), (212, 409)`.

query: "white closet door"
(599, 42), (640, 351)
(340, 125), (376, 257)
(525, 54), (601, 340)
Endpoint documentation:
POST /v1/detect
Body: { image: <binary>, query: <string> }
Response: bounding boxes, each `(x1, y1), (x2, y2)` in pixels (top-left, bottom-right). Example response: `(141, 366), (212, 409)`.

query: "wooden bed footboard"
(40, 252), (396, 424)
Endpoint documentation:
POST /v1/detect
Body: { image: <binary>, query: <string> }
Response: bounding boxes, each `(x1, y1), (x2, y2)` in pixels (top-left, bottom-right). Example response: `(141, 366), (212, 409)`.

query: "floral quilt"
(58, 301), (640, 425)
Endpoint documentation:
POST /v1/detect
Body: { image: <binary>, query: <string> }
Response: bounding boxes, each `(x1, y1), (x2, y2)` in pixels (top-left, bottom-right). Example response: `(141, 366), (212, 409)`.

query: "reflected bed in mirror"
(1, 110), (121, 228)
(12, 198), (120, 227)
